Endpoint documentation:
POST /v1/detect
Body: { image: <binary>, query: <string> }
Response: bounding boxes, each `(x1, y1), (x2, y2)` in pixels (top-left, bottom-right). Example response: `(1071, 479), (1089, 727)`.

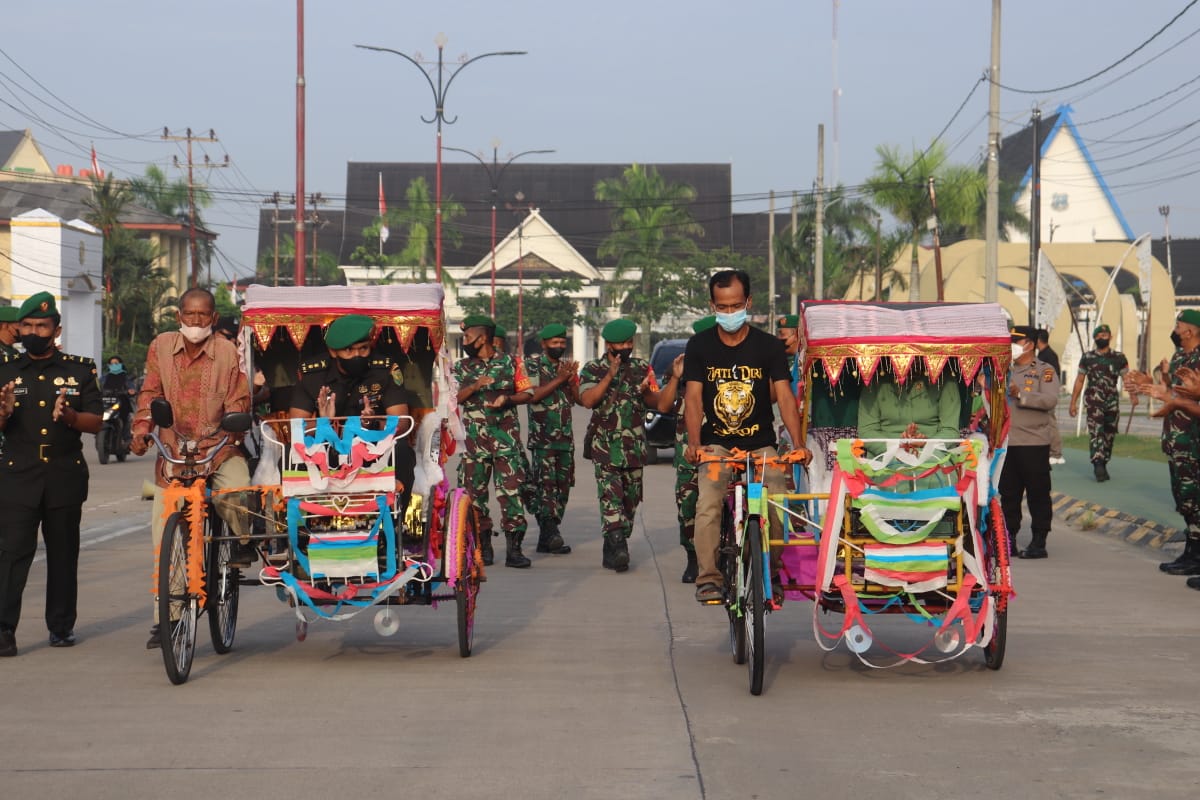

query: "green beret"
(777, 314), (800, 329)
(1177, 310), (1200, 328)
(0, 305), (19, 322)
(462, 314), (495, 331)
(18, 291), (58, 320)
(602, 318), (636, 343)
(1093, 324), (1112, 337)
(539, 323), (567, 340)
(1010, 324), (1037, 343)
(692, 315), (717, 334)
(324, 313), (374, 350)
(493, 324), (507, 339)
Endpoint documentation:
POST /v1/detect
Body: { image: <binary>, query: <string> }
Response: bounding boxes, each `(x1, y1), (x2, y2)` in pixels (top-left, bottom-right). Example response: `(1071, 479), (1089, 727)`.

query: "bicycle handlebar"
(145, 430), (231, 468)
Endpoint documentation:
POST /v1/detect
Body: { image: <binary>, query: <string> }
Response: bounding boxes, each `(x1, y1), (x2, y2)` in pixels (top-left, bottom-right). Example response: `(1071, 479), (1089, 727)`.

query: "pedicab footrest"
(307, 530), (380, 580)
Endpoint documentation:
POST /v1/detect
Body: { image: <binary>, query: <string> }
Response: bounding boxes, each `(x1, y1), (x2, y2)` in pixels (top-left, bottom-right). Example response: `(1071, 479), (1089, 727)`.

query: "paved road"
(4, 432), (1200, 799)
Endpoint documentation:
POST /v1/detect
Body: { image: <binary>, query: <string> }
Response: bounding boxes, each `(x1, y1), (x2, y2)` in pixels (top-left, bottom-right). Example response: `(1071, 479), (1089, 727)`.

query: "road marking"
(33, 523), (147, 564)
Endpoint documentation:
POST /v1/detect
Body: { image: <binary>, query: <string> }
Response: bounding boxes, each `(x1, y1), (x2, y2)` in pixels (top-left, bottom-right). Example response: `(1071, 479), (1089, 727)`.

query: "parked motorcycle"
(96, 394), (131, 464)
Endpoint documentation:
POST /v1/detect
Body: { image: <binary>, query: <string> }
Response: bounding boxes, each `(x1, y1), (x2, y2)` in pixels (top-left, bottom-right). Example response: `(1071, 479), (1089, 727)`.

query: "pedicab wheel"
(205, 515), (239, 655)
(449, 489), (478, 658)
(984, 603), (1007, 670)
(159, 512), (199, 685)
(742, 519), (766, 695)
(719, 508), (746, 664)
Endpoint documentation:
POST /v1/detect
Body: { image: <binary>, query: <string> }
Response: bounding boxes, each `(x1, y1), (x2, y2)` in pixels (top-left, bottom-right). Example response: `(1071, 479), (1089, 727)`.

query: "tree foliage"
(459, 277), (584, 349)
(256, 234), (342, 286)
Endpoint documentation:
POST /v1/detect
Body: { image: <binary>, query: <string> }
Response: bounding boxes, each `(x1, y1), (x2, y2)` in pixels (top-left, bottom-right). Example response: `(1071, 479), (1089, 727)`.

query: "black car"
(643, 338), (688, 463)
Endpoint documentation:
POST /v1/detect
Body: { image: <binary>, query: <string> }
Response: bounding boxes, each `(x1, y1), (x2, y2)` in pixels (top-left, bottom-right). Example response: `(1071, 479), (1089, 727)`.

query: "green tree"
(129, 164), (216, 276)
(945, 174), (1030, 244)
(394, 177), (465, 282)
(459, 277), (584, 351)
(595, 164), (704, 354)
(866, 142), (985, 300)
(256, 235), (342, 286)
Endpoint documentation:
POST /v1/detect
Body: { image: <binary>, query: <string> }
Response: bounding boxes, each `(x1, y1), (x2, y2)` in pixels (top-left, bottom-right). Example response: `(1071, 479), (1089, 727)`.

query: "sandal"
(694, 582), (723, 604)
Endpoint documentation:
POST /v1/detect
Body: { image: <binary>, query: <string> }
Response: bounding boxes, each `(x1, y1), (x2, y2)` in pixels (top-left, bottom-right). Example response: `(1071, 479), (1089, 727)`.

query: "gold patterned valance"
(241, 309), (444, 352)
(808, 341), (1011, 386)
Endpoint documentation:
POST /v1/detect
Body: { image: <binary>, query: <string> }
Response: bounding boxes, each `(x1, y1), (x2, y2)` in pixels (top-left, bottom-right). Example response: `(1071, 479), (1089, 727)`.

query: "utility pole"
(815, 124), (825, 301)
(164, 127), (224, 287)
(928, 177), (945, 302)
(1029, 107), (1042, 326)
(790, 191), (799, 313)
(295, 0), (307, 286)
(1159, 205), (1173, 288)
(262, 192), (282, 287)
(874, 214), (883, 301)
(985, 0), (1001, 304)
(308, 192), (325, 283)
(768, 190), (776, 329)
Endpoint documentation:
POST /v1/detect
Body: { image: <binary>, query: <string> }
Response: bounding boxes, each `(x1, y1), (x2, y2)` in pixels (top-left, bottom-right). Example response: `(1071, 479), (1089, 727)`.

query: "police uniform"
(0, 293), (101, 653)
(1000, 326), (1061, 559)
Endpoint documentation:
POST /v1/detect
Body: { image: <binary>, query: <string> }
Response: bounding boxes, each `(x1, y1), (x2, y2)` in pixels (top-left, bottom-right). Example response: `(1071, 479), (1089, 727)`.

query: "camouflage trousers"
(1166, 447), (1200, 532)
(675, 464), (698, 551)
(525, 447), (575, 526)
(1085, 397), (1119, 463)
(593, 462), (643, 540)
(458, 453), (527, 537)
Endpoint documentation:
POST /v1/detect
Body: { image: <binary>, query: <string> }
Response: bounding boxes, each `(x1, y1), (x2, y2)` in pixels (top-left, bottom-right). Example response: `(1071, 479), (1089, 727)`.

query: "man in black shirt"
(683, 270), (809, 605)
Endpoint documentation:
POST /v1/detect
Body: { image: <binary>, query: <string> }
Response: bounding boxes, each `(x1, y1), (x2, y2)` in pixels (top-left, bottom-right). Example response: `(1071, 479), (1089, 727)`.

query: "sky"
(2, 0), (1197, 283)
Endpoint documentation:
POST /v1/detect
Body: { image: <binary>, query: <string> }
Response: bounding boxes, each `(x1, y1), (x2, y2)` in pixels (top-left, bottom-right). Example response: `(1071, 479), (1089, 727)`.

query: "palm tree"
(866, 142), (984, 300)
(396, 177), (464, 282)
(595, 164), (704, 353)
(773, 186), (883, 302)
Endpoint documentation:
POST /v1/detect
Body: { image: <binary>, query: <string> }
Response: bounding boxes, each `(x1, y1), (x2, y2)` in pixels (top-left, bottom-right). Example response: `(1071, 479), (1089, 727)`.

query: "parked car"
(644, 338), (688, 463)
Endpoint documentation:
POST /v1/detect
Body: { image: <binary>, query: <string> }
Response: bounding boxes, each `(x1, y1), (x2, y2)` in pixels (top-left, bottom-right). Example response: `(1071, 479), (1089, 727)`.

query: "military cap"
(324, 313), (374, 350)
(461, 314), (496, 331)
(602, 318), (636, 343)
(1177, 310), (1200, 328)
(18, 291), (58, 320)
(1010, 324), (1037, 343)
(539, 323), (567, 340)
(0, 305), (19, 322)
(1093, 324), (1112, 337)
(493, 324), (507, 339)
(777, 314), (800, 329)
(692, 315), (717, 334)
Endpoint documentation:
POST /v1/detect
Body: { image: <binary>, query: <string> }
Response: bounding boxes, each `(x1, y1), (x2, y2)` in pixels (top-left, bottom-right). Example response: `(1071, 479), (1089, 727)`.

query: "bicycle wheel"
(96, 428), (110, 464)
(159, 511), (199, 685)
(449, 489), (479, 658)
(742, 518), (766, 695)
(719, 499), (746, 664)
(984, 604), (1007, 670)
(205, 512), (240, 655)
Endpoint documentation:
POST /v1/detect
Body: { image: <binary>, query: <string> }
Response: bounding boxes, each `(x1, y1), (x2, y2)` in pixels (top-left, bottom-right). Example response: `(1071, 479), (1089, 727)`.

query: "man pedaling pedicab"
(287, 314), (418, 515)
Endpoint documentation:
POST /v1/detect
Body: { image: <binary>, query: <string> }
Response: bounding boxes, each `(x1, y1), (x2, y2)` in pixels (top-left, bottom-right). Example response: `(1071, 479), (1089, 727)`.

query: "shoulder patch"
(389, 364), (404, 387)
(1043, 368), (1055, 382)
(300, 356), (330, 375)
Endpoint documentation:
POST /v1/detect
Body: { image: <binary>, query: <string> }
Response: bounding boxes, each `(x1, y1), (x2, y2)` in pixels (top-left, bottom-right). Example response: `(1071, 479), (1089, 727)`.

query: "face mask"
(337, 355), (370, 378)
(715, 309), (747, 333)
(546, 346), (566, 360)
(1171, 331), (1183, 348)
(610, 348), (632, 364)
(463, 339), (482, 358)
(1011, 343), (1026, 360)
(180, 324), (212, 344)
(1094, 337), (1110, 349)
(107, 363), (124, 375)
(20, 332), (53, 356)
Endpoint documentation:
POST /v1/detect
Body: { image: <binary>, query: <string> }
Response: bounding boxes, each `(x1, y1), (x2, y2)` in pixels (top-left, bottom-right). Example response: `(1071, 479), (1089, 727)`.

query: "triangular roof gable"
(1008, 106), (1135, 240)
(0, 129), (52, 174)
(468, 208), (601, 281)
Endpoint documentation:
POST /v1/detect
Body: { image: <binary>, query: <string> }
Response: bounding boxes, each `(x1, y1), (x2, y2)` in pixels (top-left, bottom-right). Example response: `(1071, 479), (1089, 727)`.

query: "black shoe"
(535, 526), (571, 554)
(0, 629), (16, 657)
(1018, 546), (1048, 559)
(48, 631), (76, 648)
(505, 535), (532, 569)
(146, 625), (161, 649)
(610, 536), (630, 573)
(1162, 556), (1200, 576)
(480, 532), (495, 566)
(681, 550), (698, 584)
(601, 538), (616, 570)
(1187, 576), (1200, 590)
(1093, 461), (1110, 482)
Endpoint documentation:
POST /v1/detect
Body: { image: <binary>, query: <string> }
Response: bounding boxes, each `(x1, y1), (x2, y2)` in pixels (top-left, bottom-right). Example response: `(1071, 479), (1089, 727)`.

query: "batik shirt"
(525, 352), (575, 452)
(453, 353), (530, 458)
(579, 356), (657, 469)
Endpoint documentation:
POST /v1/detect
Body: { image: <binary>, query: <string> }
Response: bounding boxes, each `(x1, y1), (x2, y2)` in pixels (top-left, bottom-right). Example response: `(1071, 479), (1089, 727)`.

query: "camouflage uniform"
(579, 356), (657, 549)
(673, 404), (697, 552)
(1162, 347), (1200, 535)
(452, 354), (530, 543)
(1076, 348), (1128, 464)
(524, 352), (576, 533)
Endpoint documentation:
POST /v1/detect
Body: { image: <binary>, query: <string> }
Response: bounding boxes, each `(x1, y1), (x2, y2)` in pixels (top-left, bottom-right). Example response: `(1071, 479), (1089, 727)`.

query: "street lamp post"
(443, 142), (554, 315)
(1159, 205), (1173, 289)
(356, 36), (525, 283)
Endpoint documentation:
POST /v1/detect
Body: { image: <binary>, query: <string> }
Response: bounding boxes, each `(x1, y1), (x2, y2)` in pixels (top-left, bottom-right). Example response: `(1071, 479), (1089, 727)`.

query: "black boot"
(505, 533), (532, 568)
(479, 530), (495, 567)
(1187, 575), (1200, 590)
(681, 549), (698, 583)
(1093, 460), (1110, 482)
(1019, 532), (1048, 559)
(535, 519), (571, 554)
(1161, 538), (1200, 575)
(601, 537), (615, 570)
(602, 534), (629, 572)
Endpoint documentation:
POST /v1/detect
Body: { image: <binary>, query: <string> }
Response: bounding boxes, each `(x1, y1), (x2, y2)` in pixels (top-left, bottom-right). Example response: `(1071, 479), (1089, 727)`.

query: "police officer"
(1000, 325), (1061, 559)
(579, 318), (680, 572)
(674, 316), (715, 583)
(0, 292), (102, 656)
(454, 314), (533, 568)
(1069, 324), (1129, 482)
(289, 314), (415, 509)
(524, 323), (578, 555)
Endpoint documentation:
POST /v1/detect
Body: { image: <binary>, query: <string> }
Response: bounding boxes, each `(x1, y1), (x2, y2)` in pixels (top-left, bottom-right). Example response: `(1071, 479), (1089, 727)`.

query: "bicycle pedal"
(702, 597), (725, 606)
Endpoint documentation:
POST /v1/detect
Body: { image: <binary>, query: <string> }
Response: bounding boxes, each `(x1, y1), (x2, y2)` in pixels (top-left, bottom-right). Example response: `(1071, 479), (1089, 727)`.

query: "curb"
(1052, 491), (1184, 551)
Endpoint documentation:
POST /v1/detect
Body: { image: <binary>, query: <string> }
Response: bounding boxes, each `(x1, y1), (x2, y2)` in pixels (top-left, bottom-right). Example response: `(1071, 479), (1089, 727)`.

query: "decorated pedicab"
(714, 301), (1015, 694)
(151, 283), (481, 685)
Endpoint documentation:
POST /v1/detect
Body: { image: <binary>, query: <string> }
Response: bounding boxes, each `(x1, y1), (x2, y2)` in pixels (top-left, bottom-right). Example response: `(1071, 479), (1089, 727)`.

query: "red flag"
(378, 172), (389, 244)
(90, 144), (101, 178)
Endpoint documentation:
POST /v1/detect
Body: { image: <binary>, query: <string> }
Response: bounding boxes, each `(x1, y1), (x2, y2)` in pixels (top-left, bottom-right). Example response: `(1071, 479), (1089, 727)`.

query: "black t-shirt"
(682, 325), (790, 450)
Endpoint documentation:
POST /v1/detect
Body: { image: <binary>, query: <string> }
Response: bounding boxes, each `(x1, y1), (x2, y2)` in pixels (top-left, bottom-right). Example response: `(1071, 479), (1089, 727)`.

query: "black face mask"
(1171, 331), (1183, 348)
(336, 355), (370, 378)
(546, 346), (566, 360)
(20, 332), (53, 356)
(463, 339), (482, 358)
(1094, 338), (1110, 349)
(610, 348), (632, 364)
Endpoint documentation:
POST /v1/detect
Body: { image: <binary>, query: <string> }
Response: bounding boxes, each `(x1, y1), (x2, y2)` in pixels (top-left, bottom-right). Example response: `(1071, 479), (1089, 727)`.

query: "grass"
(1061, 434), (1167, 463)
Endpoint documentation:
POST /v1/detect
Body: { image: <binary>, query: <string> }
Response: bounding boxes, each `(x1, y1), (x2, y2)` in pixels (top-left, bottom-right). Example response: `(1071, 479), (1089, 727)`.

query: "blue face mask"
(715, 309), (747, 333)
(107, 363), (124, 375)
